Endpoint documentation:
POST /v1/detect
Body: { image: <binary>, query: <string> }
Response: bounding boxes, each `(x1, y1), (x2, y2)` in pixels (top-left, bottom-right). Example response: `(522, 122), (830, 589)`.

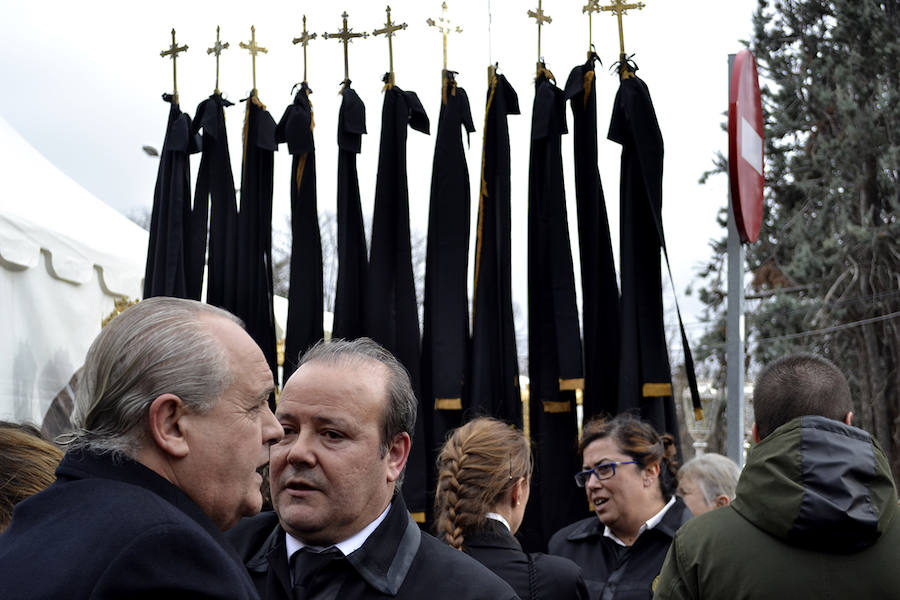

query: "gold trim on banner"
(411, 512), (426, 524)
(543, 400), (571, 413)
(434, 398), (462, 411)
(559, 378), (585, 391)
(642, 383), (673, 397)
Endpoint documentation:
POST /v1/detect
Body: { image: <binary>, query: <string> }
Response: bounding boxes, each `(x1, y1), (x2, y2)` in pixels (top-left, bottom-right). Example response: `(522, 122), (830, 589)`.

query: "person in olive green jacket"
(654, 353), (900, 600)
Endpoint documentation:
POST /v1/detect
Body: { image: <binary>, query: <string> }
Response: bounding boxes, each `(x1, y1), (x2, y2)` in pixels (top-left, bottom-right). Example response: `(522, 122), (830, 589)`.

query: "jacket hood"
(732, 415), (898, 553)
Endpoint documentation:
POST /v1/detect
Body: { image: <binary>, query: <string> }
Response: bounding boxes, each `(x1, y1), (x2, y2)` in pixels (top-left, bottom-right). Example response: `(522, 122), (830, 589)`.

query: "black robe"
(421, 71), (475, 502)
(193, 92), (239, 314)
(468, 70), (522, 425)
(236, 93), (278, 387)
(364, 83), (429, 520)
(331, 83), (368, 340)
(522, 70), (588, 552)
(564, 56), (621, 421)
(143, 96), (200, 299)
(277, 83), (323, 382)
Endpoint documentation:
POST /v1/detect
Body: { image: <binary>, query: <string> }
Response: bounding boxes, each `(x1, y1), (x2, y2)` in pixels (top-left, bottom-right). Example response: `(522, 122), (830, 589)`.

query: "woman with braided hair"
(434, 417), (588, 600)
(548, 414), (691, 599)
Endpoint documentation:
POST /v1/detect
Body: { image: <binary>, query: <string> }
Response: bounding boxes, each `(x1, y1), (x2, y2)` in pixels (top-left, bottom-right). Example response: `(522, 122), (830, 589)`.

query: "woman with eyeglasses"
(548, 414), (690, 600)
(434, 417), (589, 600)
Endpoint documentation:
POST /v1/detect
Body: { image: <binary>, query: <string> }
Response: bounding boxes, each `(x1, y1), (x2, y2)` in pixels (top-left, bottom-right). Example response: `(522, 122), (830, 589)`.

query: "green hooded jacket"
(654, 416), (900, 599)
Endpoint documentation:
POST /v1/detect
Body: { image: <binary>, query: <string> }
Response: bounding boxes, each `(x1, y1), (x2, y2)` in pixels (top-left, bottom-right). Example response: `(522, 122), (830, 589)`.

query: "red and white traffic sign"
(728, 49), (764, 243)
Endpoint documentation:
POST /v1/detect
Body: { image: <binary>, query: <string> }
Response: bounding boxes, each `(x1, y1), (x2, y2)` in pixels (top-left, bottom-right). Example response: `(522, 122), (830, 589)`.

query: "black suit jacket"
(463, 519), (589, 600)
(0, 450), (259, 599)
(227, 495), (519, 599)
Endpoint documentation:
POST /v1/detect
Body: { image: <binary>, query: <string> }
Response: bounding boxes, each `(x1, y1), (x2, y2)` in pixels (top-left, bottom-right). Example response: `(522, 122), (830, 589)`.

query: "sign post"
(726, 50), (763, 467)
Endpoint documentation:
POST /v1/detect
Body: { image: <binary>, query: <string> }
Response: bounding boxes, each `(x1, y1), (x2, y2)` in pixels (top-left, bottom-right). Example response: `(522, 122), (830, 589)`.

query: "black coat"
(463, 519), (588, 600)
(548, 498), (691, 600)
(0, 450), (259, 599)
(227, 495), (519, 599)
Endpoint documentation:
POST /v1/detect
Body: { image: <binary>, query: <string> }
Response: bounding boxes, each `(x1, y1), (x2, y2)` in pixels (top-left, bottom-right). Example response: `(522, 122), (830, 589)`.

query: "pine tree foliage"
(694, 0), (900, 474)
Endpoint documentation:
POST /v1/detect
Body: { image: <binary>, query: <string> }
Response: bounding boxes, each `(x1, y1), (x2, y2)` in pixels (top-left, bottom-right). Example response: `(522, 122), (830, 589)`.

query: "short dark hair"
(753, 353), (852, 439)
(579, 414), (680, 501)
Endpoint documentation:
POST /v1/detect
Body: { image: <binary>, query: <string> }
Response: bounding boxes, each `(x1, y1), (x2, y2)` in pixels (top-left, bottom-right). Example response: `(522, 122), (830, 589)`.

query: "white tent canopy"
(0, 115), (148, 424)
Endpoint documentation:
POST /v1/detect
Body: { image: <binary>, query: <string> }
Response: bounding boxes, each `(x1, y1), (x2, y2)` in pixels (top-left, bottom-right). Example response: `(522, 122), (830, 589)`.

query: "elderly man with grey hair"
(677, 453), (740, 517)
(0, 297), (283, 599)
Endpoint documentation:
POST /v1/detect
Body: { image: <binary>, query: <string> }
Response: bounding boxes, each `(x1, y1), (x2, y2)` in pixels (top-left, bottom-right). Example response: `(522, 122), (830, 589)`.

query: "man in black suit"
(0, 297), (283, 599)
(227, 337), (518, 599)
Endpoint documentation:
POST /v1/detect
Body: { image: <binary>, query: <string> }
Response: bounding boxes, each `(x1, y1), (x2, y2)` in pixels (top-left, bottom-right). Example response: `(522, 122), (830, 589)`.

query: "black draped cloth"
(364, 82), (429, 521)
(522, 70), (588, 552)
(277, 83), (323, 383)
(421, 71), (475, 495)
(236, 94), (278, 389)
(144, 96), (200, 299)
(564, 56), (620, 421)
(332, 83), (368, 340)
(193, 92), (239, 313)
(468, 71), (522, 425)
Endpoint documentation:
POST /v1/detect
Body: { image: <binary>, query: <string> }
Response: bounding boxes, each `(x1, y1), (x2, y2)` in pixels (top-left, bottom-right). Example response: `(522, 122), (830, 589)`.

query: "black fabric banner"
(193, 92), (239, 315)
(235, 94), (278, 391)
(364, 83), (430, 519)
(521, 70), (588, 552)
(331, 83), (368, 341)
(564, 56), (621, 421)
(468, 70), (522, 426)
(143, 96), (200, 299)
(277, 83), (324, 384)
(421, 71), (475, 518)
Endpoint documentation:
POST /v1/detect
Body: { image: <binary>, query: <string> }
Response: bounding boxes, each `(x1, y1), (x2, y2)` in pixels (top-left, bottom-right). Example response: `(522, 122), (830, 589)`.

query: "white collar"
(286, 502), (391, 561)
(485, 512), (511, 532)
(603, 496), (675, 547)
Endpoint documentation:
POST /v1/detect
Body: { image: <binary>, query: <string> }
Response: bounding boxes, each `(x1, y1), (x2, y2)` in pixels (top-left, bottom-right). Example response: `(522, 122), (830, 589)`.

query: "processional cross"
(207, 26), (230, 94)
(373, 6), (408, 87)
(583, 0), (601, 55)
(293, 15), (317, 83)
(600, 0), (645, 79)
(324, 11), (368, 83)
(426, 2), (462, 71)
(239, 25), (268, 92)
(527, 0), (552, 73)
(160, 29), (188, 100)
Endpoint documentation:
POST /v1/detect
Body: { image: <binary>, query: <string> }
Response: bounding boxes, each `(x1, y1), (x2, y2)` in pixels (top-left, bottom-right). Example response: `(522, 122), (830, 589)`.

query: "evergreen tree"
(694, 0), (900, 475)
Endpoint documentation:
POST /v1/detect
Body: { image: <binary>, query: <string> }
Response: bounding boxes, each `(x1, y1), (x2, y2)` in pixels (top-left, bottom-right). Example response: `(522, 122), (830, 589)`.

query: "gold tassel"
(583, 70), (595, 109)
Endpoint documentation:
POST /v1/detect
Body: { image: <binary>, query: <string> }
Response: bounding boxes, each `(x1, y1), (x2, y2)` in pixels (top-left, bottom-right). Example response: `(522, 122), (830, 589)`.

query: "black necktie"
(291, 546), (344, 599)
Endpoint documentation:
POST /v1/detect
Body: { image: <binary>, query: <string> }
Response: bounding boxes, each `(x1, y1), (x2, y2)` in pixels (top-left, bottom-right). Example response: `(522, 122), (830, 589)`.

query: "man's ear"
(147, 394), (190, 458)
(752, 422), (761, 444)
(385, 432), (411, 484)
(844, 411), (854, 426)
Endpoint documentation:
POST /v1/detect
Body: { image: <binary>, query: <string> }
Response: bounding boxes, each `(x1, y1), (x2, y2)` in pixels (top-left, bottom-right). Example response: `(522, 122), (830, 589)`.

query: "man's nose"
(262, 407), (284, 446)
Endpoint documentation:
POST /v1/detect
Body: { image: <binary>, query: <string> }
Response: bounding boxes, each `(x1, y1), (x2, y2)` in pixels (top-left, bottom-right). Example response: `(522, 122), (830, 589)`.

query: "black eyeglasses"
(573, 461), (639, 487)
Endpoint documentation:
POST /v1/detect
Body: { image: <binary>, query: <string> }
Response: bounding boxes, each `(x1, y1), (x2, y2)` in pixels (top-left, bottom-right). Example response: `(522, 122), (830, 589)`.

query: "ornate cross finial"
(527, 1), (552, 71)
(583, 0), (601, 54)
(293, 15), (317, 83)
(372, 6), (408, 87)
(239, 25), (268, 92)
(426, 2), (462, 71)
(324, 11), (368, 84)
(601, 0), (645, 77)
(160, 29), (188, 99)
(207, 26), (230, 94)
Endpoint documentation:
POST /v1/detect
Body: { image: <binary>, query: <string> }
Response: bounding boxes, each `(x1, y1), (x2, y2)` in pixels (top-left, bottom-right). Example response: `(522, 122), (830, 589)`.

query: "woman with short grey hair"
(677, 453), (740, 517)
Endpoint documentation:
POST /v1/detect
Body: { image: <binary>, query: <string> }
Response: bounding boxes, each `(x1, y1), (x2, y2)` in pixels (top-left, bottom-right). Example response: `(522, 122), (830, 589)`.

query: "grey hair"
(68, 297), (243, 458)
(679, 453), (741, 505)
(297, 338), (418, 459)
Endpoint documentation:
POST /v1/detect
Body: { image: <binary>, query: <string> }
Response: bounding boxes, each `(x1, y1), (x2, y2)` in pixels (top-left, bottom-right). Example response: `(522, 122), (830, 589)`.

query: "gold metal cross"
(426, 2), (462, 71)
(239, 25), (268, 92)
(293, 15), (317, 83)
(601, 0), (645, 56)
(324, 11), (368, 83)
(372, 6), (408, 86)
(160, 29), (188, 98)
(527, 1), (552, 66)
(207, 26), (230, 94)
(583, 0), (601, 54)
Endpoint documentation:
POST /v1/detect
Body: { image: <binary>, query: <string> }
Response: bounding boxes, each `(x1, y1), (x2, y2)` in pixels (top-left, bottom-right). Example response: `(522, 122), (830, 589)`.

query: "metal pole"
(726, 53), (746, 467)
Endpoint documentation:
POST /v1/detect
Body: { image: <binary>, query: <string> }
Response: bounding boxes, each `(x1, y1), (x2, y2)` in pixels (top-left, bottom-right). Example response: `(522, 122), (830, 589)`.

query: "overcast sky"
(0, 0), (759, 353)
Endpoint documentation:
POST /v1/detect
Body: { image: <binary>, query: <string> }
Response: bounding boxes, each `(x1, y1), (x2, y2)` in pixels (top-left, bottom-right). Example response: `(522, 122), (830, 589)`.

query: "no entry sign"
(728, 49), (764, 243)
